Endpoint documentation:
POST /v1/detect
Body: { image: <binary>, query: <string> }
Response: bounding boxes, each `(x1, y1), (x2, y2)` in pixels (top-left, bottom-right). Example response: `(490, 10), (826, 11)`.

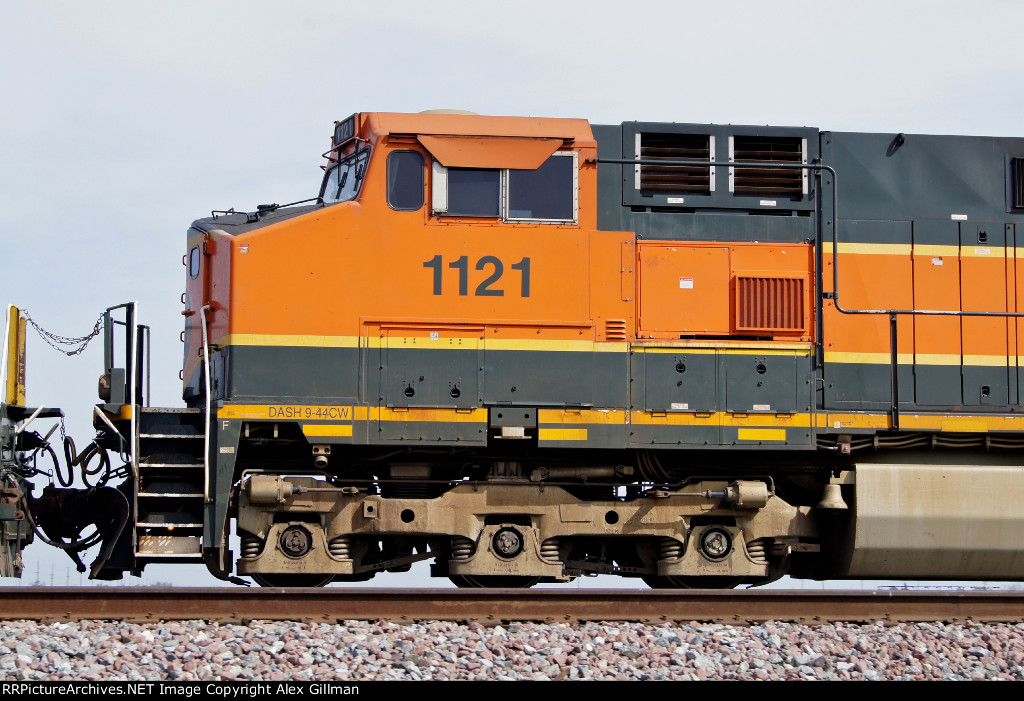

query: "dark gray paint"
(641, 352), (717, 413)
(824, 363), (915, 411)
(222, 346), (361, 403)
(725, 354), (803, 414)
(821, 131), (1024, 223)
(385, 346), (480, 409)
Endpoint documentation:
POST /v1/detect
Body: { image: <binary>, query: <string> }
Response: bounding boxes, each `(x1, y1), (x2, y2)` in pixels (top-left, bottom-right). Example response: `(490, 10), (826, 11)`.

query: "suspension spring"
(240, 535), (263, 559)
(658, 537), (684, 562)
(745, 538), (769, 565)
(451, 536), (475, 561)
(540, 537), (561, 562)
(328, 536), (351, 559)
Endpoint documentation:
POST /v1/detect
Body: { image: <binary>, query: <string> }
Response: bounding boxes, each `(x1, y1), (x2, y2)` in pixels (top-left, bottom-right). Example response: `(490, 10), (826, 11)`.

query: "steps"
(134, 407), (205, 563)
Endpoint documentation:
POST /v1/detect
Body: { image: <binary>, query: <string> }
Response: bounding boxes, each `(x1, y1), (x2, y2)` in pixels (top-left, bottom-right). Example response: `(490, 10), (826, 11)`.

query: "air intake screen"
(639, 133), (711, 194)
(1013, 157), (1024, 209)
(735, 276), (806, 334)
(732, 136), (804, 196)
(604, 319), (627, 341)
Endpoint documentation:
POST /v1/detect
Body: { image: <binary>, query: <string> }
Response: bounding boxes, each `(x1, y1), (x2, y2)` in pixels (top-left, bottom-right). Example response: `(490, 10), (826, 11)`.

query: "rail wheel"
(449, 575), (540, 588)
(251, 573), (334, 588)
(641, 575), (742, 589)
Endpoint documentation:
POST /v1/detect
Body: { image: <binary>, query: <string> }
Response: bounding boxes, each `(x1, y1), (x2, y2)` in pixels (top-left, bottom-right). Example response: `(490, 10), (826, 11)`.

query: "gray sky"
(3, 0), (1023, 587)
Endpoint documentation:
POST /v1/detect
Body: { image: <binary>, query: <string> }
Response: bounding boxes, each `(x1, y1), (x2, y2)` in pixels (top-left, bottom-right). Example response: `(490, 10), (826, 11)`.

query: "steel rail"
(2, 588), (1023, 625)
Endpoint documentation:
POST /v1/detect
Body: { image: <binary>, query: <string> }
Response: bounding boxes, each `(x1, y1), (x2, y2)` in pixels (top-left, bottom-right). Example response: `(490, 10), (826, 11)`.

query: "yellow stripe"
(631, 412), (719, 426)
(822, 242), (912, 256)
(538, 428), (588, 441)
(301, 424), (353, 437)
(825, 351), (915, 364)
(639, 341), (812, 353)
(961, 247), (1006, 258)
(898, 415), (1024, 431)
(218, 334), (360, 349)
(486, 339), (623, 352)
(914, 353), (969, 366)
(629, 412), (812, 427)
(375, 407), (487, 423)
(538, 409), (627, 425)
(823, 243), (1008, 258)
(826, 352), (1010, 367)
(913, 244), (960, 256)
(216, 334), (824, 356)
(737, 428), (786, 441)
(219, 404), (355, 420)
(216, 334), (627, 353)
(820, 413), (1024, 432)
(819, 413), (890, 430)
(218, 403), (1024, 435)
(962, 355), (1010, 367)
(634, 343), (811, 356)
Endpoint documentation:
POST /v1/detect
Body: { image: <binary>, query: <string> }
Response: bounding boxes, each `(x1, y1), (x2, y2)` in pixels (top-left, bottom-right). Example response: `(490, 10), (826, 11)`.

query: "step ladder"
(134, 407), (205, 564)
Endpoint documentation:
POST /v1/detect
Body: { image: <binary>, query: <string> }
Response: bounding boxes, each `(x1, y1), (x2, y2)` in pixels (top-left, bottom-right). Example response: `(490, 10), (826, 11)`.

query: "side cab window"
(387, 151), (425, 211)
(431, 152), (577, 224)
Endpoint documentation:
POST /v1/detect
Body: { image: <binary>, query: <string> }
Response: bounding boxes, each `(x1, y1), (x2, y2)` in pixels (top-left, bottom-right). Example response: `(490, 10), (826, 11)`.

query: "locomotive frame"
(5, 110), (1024, 587)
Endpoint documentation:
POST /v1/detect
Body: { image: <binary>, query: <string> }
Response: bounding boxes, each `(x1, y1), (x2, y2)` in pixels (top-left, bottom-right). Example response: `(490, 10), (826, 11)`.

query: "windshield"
(320, 147), (370, 204)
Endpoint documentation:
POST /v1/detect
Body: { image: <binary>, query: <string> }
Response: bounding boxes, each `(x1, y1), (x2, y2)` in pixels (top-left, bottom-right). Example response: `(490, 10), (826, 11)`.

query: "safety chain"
(22, 311), (103, 356)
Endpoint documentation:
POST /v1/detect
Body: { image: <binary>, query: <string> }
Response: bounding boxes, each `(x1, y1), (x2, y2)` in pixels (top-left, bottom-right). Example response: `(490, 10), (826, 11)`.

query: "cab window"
(387, 151), (425, 210)
(321, 147), (370, 204)
(430, 152), (577, 223)
(446, 169), (500, 217)
(507, 153), (576, 221)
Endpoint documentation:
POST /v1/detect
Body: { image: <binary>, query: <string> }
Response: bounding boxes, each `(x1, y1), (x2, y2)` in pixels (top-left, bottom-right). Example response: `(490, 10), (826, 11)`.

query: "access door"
(960, 223), (1009, 406)
(912, 220), (961, 406)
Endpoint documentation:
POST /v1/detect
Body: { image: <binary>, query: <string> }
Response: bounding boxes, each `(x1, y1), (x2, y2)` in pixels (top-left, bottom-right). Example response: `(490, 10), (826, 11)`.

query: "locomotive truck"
(4, 110), (1024, 587)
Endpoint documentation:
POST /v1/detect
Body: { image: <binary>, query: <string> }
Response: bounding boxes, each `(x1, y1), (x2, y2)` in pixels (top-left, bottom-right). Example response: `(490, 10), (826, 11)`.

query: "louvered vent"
(1013, 157), (1024, 209)
(604, 319), (628, 342)
(731, 136), (805, 196)
(734, 277), (806, 334)
(638, 133), (712, 194)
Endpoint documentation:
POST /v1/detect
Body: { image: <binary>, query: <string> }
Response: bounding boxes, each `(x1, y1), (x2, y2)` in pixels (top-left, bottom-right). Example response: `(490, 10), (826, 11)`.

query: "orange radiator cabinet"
(636, 241), (814, 341)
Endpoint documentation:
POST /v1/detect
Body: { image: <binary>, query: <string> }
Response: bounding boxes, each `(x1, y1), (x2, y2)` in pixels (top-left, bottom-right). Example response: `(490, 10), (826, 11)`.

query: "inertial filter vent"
(637, 133), (713, 194)
(730, 136), (806, 197)
(1012, 157), (1024, 209)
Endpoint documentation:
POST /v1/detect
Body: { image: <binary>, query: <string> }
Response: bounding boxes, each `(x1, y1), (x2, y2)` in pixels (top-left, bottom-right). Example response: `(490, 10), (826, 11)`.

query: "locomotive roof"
(364, 112), (596, 147)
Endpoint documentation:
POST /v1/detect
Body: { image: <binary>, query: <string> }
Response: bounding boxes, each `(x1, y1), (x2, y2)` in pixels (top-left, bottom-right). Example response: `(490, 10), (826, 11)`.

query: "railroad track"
(1, 587), (1023, 625)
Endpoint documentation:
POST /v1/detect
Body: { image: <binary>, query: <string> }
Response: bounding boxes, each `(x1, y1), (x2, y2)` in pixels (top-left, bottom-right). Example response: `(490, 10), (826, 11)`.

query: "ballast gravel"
(2, 619), (1024, 680)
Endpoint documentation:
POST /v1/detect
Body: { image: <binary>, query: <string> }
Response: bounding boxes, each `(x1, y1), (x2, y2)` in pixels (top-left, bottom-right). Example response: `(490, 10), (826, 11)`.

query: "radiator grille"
(732, 136), (804, 196)
(604, 319), (627, 341)
(638, 133), (711, 194)
(735, 277), (806, 334)
(1013, 157), (1024, 209)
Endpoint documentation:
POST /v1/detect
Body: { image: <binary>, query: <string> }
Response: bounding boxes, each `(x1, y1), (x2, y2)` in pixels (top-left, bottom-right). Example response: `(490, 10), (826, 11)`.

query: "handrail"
(596, 157), (834, 367)
(129, 302), (139, 480)
(600, 156), (1023, 429)
(200, 304), (213, 502)
(137, 324), (151, 408)
(599, 156), (1024, 319)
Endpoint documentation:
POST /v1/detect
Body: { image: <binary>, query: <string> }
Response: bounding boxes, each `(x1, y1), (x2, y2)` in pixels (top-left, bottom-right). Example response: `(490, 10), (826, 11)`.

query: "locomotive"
(4, 110), (1024, 587)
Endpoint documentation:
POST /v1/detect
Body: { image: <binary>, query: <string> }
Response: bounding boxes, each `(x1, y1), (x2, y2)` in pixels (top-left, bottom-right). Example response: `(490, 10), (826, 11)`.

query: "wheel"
(251, 573), (334, 588)
(449, 575), (540, 588)
(642, 575), (742, 589)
